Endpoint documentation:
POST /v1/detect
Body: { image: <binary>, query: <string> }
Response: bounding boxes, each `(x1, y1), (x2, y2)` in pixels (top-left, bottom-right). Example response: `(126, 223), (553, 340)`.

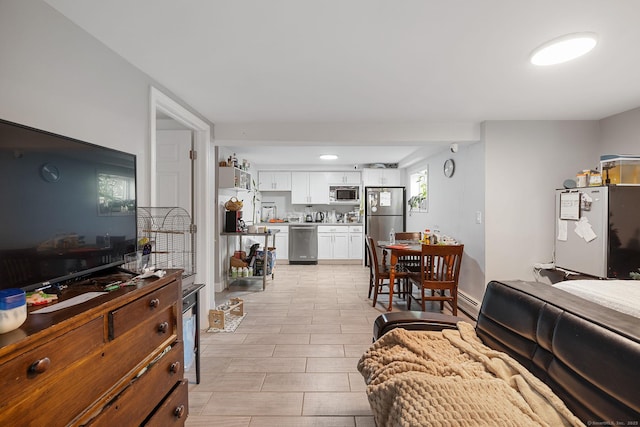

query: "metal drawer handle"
(29, 357), (51, 374)
(157, 322), (169, 333)
(149, 298), (160, 308)
(170, 361), (181, 373)
(174, 405), (185, 418)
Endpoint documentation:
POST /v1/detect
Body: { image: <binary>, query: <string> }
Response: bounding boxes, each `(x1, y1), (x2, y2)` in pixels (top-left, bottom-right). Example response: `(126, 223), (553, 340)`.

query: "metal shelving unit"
(221, 231), (278, 291)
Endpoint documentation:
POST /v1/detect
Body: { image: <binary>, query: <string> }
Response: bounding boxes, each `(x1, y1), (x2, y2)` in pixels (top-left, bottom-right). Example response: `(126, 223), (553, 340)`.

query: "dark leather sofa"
(373, 280), (640, 424)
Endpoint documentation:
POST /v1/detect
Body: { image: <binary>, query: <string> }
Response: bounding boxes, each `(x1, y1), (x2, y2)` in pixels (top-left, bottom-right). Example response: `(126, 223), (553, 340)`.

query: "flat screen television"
(0, 118), (137, 292)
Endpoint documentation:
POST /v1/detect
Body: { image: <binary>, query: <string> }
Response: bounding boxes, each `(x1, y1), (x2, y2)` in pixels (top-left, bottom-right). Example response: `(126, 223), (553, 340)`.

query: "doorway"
(150, 87), (214, 316)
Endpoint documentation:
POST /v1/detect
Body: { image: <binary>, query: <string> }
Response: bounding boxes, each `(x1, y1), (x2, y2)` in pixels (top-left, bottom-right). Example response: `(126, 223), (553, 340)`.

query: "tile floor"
(185, 263), (474, 427)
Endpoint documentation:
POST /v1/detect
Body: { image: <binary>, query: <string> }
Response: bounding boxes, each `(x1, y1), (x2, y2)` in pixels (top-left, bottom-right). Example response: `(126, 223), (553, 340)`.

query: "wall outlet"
(475, 211), (482, 224)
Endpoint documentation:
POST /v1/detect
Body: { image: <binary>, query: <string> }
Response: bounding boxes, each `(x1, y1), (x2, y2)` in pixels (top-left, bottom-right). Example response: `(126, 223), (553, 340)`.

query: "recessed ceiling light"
(320, 154), (338, 160)
(530, 32), (598, 66)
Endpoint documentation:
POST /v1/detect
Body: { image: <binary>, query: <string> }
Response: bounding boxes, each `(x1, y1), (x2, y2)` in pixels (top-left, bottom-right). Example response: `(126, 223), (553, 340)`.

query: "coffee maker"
(224, 210), (244, 232)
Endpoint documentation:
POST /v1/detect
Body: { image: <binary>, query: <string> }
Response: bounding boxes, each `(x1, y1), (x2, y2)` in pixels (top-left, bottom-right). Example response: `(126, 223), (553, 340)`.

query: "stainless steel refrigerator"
(365, 186), (406, 265)
(554, 185), (640, 278)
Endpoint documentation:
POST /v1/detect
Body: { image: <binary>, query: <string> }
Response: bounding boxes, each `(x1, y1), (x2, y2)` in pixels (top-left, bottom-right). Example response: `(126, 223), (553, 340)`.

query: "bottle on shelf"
(389, 228), (396, 244)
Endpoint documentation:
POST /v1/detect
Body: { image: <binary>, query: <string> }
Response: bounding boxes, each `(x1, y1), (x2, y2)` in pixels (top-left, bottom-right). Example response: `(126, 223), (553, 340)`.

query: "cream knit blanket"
(357, 322), (583, 427)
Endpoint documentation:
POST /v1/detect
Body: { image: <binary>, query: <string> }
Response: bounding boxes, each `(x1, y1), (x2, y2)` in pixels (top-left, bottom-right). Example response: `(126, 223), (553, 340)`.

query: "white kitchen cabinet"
(327, 171), (361, 185)
(258, 171), (291, 191)
(268, 225), (289, 260)
(362, 168), (401, 186)
(348, 225), (363, 259)
(291, 172), (329, 204)
(219, 167), (252, 190)
(317, 225), (349, 259)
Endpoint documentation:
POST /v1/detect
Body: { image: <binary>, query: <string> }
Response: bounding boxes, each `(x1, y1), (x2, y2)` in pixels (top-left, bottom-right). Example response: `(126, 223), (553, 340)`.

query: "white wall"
(0, 1), (211, 203)
(405, 142), (486, 309)
(484, 121), (600, 284)
(599, 107), (640, 155)
(1, 1), (215, 311)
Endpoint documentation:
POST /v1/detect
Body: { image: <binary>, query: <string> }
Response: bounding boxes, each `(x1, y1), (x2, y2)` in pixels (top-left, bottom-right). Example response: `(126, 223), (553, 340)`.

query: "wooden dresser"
(0, 270), (187, 426)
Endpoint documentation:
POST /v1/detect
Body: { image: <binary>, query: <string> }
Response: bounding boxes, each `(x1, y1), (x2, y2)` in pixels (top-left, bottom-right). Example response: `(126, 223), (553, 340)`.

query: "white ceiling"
(44, 0), (640, 166)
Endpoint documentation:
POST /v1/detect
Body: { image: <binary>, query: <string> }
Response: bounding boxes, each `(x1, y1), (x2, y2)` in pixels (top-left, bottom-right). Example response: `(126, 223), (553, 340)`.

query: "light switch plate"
(475, 211), (482, 224)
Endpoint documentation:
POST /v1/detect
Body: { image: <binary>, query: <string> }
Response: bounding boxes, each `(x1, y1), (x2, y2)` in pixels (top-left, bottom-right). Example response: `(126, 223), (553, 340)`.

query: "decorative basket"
(224, 197), (243, 211)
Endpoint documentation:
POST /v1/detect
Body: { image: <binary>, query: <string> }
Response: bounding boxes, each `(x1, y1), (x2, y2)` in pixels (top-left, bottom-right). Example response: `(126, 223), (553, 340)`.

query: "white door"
(156, 129), (192, 212)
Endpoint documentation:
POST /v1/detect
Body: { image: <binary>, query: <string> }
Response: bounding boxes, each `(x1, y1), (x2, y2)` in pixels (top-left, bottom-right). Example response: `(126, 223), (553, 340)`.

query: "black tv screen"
(0, 119), (137, 292)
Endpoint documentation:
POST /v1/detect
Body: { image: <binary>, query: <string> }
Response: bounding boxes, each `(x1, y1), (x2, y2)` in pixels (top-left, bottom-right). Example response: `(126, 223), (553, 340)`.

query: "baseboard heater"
(458, 290), (481, 320)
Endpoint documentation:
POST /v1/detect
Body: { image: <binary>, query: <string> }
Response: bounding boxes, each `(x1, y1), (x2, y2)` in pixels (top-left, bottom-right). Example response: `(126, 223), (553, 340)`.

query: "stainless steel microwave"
(329, 186), (360, 203)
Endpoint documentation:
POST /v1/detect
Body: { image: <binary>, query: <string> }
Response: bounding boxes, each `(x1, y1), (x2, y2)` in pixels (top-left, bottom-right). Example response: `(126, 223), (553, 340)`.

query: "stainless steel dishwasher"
(289, 224), (318, 264)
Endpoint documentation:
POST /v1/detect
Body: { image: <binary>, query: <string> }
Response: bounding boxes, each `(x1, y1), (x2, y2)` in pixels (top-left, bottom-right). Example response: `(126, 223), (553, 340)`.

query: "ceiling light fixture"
(320, 154), (338, 160)
(530, 32), (598, 66)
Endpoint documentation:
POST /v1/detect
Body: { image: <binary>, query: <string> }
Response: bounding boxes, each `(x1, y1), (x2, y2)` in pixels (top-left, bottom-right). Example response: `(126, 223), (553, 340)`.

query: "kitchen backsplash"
(260, 191), (360, 223)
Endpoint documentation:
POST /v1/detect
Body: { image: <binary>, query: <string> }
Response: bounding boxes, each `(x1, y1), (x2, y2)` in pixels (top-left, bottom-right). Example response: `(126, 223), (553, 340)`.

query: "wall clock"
(443, 158), (455, 178)
(40, 163), (60, 182)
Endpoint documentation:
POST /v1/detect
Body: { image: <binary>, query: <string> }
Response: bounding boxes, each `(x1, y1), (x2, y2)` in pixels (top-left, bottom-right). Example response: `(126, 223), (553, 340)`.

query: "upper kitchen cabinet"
(327, 171), (361, 185)
(291, 172), (330, 204)
(258, 171), (292, 191)
(219, 166), (252, 191)
(362, 168), (401, 186)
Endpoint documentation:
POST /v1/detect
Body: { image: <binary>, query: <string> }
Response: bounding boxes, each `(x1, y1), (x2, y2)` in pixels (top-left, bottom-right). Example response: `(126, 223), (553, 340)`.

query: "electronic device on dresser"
(329, 185), (359, 204)
(0, 118), (137, 293)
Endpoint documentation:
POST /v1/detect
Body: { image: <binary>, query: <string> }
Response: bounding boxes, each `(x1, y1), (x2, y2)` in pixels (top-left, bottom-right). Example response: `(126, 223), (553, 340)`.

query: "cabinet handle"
(149, 298), (160, 308)
(29, 357), (51, 374)
(174, 404), (186, 419)
(170, 361), (181, 373)
(157, 322), (169, 334)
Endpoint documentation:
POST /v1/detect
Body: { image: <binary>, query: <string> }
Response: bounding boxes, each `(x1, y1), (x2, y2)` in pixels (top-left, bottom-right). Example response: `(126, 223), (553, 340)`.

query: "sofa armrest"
(373, 311), (466, 340)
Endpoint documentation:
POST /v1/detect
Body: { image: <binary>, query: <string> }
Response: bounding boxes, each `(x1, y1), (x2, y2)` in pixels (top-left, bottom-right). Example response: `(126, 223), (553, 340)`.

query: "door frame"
(150, 87), (214, 313)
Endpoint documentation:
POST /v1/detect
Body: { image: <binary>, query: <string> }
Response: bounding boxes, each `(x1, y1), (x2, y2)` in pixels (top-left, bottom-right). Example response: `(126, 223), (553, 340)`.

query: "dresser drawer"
(0, 316), (104, 407)
(109, 279), (179, 339)
(89, 341), (184, 426)
(144, 379), (189, 427)
(117, 305), (178, 371)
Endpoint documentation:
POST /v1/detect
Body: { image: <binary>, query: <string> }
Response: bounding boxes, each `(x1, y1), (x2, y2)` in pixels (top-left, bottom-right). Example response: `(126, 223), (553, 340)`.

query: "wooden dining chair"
(408, 244), (463, 315)
(366, 235), (407, 308)
(394, 232), (422, 272)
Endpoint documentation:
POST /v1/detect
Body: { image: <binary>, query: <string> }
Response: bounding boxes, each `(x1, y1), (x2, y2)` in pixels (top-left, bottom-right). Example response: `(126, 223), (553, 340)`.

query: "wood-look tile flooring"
(185, 263), (474, 426)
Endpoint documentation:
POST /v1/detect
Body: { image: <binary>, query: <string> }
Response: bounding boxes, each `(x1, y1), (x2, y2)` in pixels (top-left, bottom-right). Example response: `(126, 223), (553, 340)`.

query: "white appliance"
(554, 186), (640, 278)
(329, 186), (360, 204)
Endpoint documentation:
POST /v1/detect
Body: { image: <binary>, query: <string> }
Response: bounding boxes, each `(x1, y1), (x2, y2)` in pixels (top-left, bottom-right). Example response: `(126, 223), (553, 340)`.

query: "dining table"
(377, 240), (422, 312)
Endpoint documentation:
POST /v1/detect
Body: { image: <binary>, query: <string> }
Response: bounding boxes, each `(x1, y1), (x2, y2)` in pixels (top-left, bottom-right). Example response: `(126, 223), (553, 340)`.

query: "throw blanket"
(357, 322), (583, 427)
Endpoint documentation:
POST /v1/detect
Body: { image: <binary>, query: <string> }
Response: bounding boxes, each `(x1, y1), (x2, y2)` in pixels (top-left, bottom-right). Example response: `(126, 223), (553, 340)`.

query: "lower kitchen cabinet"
(318, 225), (358, 260)
(268, 225), (289, 260)
(348, 225), (363, 259)
(318, 225), (364, 260)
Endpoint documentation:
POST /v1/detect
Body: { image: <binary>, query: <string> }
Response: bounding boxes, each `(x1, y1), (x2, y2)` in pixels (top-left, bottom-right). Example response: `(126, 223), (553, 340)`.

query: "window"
(408, 168), (428, 212)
